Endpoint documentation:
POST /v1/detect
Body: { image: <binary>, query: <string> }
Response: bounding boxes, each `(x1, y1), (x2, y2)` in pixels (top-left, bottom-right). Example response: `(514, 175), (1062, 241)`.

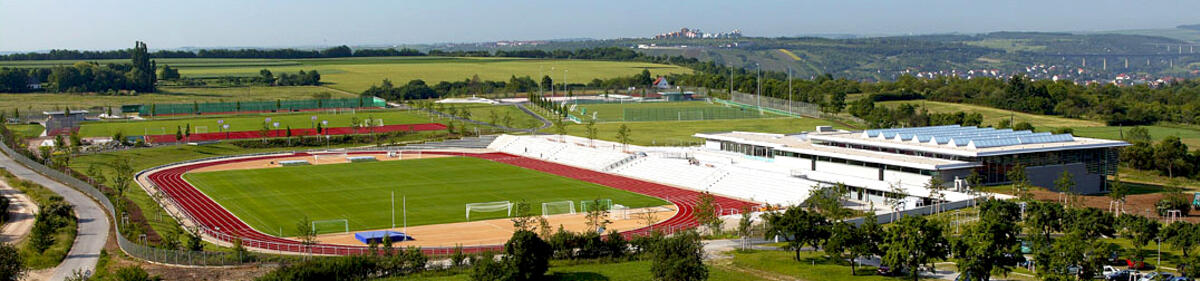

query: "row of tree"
(0, 45), (424, 61)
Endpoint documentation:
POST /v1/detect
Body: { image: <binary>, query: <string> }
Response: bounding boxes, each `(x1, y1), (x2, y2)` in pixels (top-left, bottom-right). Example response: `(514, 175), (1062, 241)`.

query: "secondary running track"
(144, 151), (757, 255)
(145, 123), (447, 144)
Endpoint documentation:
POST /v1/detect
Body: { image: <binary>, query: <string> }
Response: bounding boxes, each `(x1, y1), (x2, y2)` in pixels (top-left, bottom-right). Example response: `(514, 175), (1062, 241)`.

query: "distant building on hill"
(653, 76), (671, 89)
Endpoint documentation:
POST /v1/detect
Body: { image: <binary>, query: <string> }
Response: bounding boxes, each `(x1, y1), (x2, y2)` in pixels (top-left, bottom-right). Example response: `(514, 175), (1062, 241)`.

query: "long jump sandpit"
(309, 205), (678, 248)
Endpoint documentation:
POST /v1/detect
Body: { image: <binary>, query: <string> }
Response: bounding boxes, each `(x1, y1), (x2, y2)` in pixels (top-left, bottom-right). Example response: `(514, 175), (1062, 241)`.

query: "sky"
(2, 0), (1198, 52)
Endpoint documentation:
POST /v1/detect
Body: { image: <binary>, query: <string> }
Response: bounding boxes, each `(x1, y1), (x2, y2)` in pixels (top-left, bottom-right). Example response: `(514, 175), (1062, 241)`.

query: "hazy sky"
(2, 0), (1198, 52)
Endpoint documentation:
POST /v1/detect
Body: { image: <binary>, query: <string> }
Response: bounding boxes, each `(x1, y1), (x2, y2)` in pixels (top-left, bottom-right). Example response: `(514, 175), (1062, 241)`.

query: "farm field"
(183, 157), (668, 236)
(78, 109), (433, 137)
(1073, 125), (1200, 148)
(572, 101), (774, 122)
(561, 117), (847, 146)
(0, 57), (691, 94)
(0, 86), (346, 113)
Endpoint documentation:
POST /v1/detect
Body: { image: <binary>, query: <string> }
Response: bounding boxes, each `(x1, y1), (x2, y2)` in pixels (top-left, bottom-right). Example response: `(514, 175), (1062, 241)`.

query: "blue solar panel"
(862, 125), (1076, 148)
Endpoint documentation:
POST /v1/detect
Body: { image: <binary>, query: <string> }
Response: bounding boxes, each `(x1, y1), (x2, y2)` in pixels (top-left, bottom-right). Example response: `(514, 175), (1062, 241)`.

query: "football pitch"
(78, 109), (432, 138)
(183, 157), (668, 236)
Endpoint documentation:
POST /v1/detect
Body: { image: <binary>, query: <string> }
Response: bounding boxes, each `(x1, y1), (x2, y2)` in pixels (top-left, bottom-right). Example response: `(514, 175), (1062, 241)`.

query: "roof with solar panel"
(806, 125), (1128, 157)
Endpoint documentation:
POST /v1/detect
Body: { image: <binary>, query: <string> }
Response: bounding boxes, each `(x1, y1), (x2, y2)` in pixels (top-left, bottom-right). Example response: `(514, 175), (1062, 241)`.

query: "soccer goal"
(194, 126), (208, 134)
(579, 199), (613, 213)
(542, 201), (576, 217)
(312, 219), (349, 235)
(466, 201), (512, 221)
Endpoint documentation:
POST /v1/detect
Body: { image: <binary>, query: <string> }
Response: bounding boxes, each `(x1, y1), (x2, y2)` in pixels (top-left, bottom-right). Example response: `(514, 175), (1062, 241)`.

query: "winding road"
(0, 151), (109, 281)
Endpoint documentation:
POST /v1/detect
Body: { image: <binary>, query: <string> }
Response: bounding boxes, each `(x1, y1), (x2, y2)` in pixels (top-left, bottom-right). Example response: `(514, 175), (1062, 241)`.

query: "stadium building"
(694, 125), (1129, 203)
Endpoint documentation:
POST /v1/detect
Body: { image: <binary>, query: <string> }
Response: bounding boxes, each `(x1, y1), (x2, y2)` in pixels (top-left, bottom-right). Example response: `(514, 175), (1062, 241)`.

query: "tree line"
(362, 69), (656, 102)
(0, 45), (424, 61)
(0, 41), (157, 93)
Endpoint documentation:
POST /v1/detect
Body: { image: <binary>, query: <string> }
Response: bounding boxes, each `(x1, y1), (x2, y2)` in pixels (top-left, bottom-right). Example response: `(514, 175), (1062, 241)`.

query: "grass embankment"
(78, 109), (433, 138)
(184, 157), (666, 236)
(453, 104), (543, 129)
(573, 101), (776, 122)
(877, 100), (1104, 129)
(0, 168), (77, 269)
(67, 130), (448, 251)
(397, 259), (762, 281)
(558, 117), (847, 146)
(0, 86), (346, 113)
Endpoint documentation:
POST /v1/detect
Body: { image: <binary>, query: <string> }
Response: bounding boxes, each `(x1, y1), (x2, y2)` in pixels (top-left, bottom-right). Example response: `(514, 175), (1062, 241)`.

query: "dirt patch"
(190, 152), (450, 173)
(1, 182), (37, 244)
(1030, 190), (1198, 223)
(311, 205), (678, 248)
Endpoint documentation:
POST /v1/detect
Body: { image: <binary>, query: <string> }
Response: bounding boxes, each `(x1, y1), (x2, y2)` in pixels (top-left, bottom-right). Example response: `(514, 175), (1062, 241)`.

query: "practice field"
(0, 86), (348, 114)
(454, 104), (544, 129)
(572, 101), (775, 122)
(182, 157), (668, 236)
(562, 117), (848, 146)
(78, 109), (432, 138)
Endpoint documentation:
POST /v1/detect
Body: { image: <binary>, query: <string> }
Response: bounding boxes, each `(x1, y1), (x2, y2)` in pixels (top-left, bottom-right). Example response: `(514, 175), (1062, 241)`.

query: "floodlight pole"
(391, 191), (395, 229)
(788, 67), (792, 113)
(403, 195), (407, 238)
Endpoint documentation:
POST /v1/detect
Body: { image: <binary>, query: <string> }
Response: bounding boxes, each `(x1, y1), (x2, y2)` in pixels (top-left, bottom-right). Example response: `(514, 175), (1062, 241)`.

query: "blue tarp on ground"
(354, 231), (413, 244)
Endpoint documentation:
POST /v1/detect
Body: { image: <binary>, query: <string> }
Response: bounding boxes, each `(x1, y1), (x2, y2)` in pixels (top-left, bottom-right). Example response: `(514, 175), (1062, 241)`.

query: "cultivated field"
(0, 57), (690, 94)
(0, 86), (348, 113)
(79, 109), (433, 137)
(1073, 125), (1200, 148)
(183, 157), (667, 236)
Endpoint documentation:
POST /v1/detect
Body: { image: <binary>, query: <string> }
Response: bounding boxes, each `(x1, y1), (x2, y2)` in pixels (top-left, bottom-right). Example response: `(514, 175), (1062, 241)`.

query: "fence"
(0, 136), (249, 265)
(131, 97), (386, 116)
(843, 197), (983, 226)
(621, 106), (765, 122)
(722, 91), (865, 125)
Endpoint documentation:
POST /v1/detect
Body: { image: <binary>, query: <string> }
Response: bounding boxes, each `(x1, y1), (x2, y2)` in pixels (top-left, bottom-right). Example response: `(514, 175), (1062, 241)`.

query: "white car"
(1138, 272), (1173, 281)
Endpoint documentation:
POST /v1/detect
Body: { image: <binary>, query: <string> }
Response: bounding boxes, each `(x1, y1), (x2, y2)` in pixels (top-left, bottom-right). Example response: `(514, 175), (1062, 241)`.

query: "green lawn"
(183, 157), (667, 236)
(7, 124), (44, 138)
(877, 100), (1105, 128)
(0, 86), (346, 114)
(77, 109), (433, 138)
(729, 250), (923, 281)
(454, 104), (542, 129)
(572, 101), (775, 122)
(397, 259), (762, 281)
(558, 117), (847, 146)
(1073, 124), (1200, 148)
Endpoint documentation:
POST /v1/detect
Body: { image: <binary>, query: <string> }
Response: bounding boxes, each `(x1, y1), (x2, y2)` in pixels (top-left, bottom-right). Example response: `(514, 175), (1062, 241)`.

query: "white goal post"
(194, 126), (208, 134)
(311, 219), (349, 234)
(466, 201), (512, 221)
(542, 201), (576, 217)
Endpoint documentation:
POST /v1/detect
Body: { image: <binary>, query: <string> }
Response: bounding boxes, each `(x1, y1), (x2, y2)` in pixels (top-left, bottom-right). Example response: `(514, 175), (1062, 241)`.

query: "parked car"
(1107, 269), (1141, 281)
(1020, 240), (1032, 254)
(1138, 272), (1173, 281)
(1165, 277), (1193, 281)
(1128, 259), (1152, 270)
(1105, 266), (1121, 277)
(877, 266), (899, 276)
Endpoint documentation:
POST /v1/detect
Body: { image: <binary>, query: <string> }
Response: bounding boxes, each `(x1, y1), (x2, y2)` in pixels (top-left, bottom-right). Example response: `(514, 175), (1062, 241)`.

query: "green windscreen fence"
(129, 97), (385, 116)
(620, 106), (766, 122)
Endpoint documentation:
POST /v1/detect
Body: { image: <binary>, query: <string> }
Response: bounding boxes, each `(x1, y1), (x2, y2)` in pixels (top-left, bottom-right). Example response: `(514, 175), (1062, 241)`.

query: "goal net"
(194, 126), (209, 134)
(542, 201), (576, 217)
(466, 201), (512, 221)
(311, 219), (349, 235)
(580, 199), (613, 213)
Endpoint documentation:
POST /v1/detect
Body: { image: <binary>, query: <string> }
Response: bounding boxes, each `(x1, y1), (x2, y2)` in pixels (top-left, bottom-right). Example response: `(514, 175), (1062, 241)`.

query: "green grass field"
(558, 117), (847, 146)
(1073, 124), (1200, 148)
(877, 100), (1105, 128)
(77, 109), (433, 137)
(572, 101), (774, 122)
(455, 104), (543, 129)
(183, 157), (667, 236)
(0, 86), (348, 113)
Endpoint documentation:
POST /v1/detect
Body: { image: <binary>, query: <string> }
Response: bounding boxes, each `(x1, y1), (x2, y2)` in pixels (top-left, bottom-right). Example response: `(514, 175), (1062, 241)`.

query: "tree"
(174, 126), (182, 142)
(763, 207), (830, 260)
(824, 221), (863, 274)
(882, 215), (949, 281)
(469, 255), (508, 281)
(1007, 163), (1032, 200)
(952, 200), (1023, 281)
(737, 205), (754, 251)
(0, 243), (23, 281)
(504, 230), (551, 281)
(552, 117), (568, 142)
(584, 117), (597, 146)
(1024, 201), (1064, 244)
(540, 75), (553, 94)
(1055, 170), (1079, 207)
(158, 65), (180, 80)
(110, 157), (134, 199)
(111, 266), (163, 281)
(585, 199), (611, 233)
(803, 183), (851, 221)
(650, 231), (707, 281)
(296, 216), (318, 255)
(1124, 126), (1152, 143)
(693, 192), (721, 234)
(616, 124), (631, 151)
(510, 201), (537, 232)
(29, 212), (55, 253)
(1161, 222), (1198, 259)
(260, 69), (275, 85)
(1108, 172), (1129, 213)
(129, 41), (156, 92)
(1118, 215), (1160, 260)
(185, 227), (203, 251)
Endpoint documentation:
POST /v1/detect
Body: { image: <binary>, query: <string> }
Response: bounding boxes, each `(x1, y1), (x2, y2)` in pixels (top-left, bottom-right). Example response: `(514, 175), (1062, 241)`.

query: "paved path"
(0, 153), (109, 281)
(0, 181), (37, 243)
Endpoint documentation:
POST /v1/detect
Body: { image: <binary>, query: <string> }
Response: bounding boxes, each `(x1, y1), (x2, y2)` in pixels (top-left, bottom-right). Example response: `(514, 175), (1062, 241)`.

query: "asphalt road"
(0, 152), (109, 281)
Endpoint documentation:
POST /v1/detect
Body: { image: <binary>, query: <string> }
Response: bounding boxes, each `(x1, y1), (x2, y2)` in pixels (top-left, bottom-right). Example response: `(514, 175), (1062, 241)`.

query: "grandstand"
(488, 134), (631, 171)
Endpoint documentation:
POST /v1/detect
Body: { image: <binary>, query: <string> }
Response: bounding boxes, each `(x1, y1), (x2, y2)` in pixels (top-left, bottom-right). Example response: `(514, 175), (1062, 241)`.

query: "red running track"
(145, 123), (447, 144)
(144, 151), (757, 255)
